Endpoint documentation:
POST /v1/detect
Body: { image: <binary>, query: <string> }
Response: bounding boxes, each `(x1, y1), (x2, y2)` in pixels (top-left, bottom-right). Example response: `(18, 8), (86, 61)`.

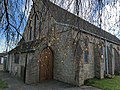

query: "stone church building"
(7, 0), (120, 86)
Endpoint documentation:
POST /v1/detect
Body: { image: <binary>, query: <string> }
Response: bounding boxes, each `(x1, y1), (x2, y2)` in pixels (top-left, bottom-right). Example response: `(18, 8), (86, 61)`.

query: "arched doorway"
(39, 47), (53, 80)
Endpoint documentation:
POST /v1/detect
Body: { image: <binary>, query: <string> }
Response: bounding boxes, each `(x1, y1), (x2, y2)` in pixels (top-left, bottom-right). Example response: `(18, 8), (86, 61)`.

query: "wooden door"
(40, 47), (53, 80)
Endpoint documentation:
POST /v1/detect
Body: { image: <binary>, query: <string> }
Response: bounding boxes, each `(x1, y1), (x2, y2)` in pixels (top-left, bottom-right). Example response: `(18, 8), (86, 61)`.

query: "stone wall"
(51, 24), (76, 85)
(0, 64), (3, 71)
(25, 52), (39, 84)
(8, 54), (13, 73)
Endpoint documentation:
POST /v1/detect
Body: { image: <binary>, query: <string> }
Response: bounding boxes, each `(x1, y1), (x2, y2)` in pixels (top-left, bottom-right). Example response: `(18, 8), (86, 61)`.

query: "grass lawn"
(0, 79), (8, 89)
(85, 76), (120, 90)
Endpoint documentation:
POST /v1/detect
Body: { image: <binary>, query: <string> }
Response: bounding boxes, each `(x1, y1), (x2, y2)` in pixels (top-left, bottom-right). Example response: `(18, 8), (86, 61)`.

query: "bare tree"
(51, 0), (120, 38)
(0, 0), (32, 51)
(0, 0), (119, 51)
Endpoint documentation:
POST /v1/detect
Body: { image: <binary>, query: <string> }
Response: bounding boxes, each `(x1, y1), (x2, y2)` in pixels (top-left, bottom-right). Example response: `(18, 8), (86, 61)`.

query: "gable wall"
(23, 0), (55, 42)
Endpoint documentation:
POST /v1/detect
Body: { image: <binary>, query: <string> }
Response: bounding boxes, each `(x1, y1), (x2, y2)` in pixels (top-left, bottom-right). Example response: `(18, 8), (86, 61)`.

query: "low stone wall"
(0, 64), (3, 71)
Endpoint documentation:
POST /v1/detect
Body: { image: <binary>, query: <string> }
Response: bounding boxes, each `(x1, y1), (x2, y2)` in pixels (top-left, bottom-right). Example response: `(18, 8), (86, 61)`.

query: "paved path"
(0, 71), (101, 90)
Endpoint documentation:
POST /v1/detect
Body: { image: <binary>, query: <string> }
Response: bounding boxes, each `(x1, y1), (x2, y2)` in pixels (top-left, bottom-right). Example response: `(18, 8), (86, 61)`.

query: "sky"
(0, 0), (119, 53)
(0, 0), (33, 53)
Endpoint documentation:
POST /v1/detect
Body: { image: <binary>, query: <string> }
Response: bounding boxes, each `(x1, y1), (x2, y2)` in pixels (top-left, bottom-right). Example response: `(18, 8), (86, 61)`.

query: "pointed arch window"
(84, 36), (89, 63)
(29, 19), (32, 40)
(84, 47), (89, 63)
(30, 27), (32, 40)
(14, 54), (19, 64)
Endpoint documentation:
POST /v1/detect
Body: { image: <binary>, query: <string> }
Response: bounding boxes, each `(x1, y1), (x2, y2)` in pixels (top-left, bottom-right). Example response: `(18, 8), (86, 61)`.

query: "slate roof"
(44, 0), (120, 45)
(8, 38), (45, 54)
(0, 53), (6, 57)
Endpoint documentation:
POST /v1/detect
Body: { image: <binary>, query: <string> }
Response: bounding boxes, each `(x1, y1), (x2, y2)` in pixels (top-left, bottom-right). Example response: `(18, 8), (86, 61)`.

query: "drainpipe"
(105, 40), (109, 75)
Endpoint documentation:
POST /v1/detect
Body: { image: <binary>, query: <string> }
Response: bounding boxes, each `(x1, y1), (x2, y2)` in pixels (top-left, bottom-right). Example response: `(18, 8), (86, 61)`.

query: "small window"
(84, 48), (89, 63)
(30, 27), (32, 40)
(34, 15), (38, 39)
(29, 19), (32, 40)
(1, 57), (4, 64)
(14, 54), (19, 64)
(99, 46), (104, 62)
(0, 57), (1, 64)
(84, 36), (89, 63)
(100, 46), (103, 55)
(0, 57), (4, 64)
(110, 44), (113, 53)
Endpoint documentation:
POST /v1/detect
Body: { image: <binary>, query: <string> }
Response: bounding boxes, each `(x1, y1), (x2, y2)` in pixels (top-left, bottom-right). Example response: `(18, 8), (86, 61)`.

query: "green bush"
(0, 79), (8, 89)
